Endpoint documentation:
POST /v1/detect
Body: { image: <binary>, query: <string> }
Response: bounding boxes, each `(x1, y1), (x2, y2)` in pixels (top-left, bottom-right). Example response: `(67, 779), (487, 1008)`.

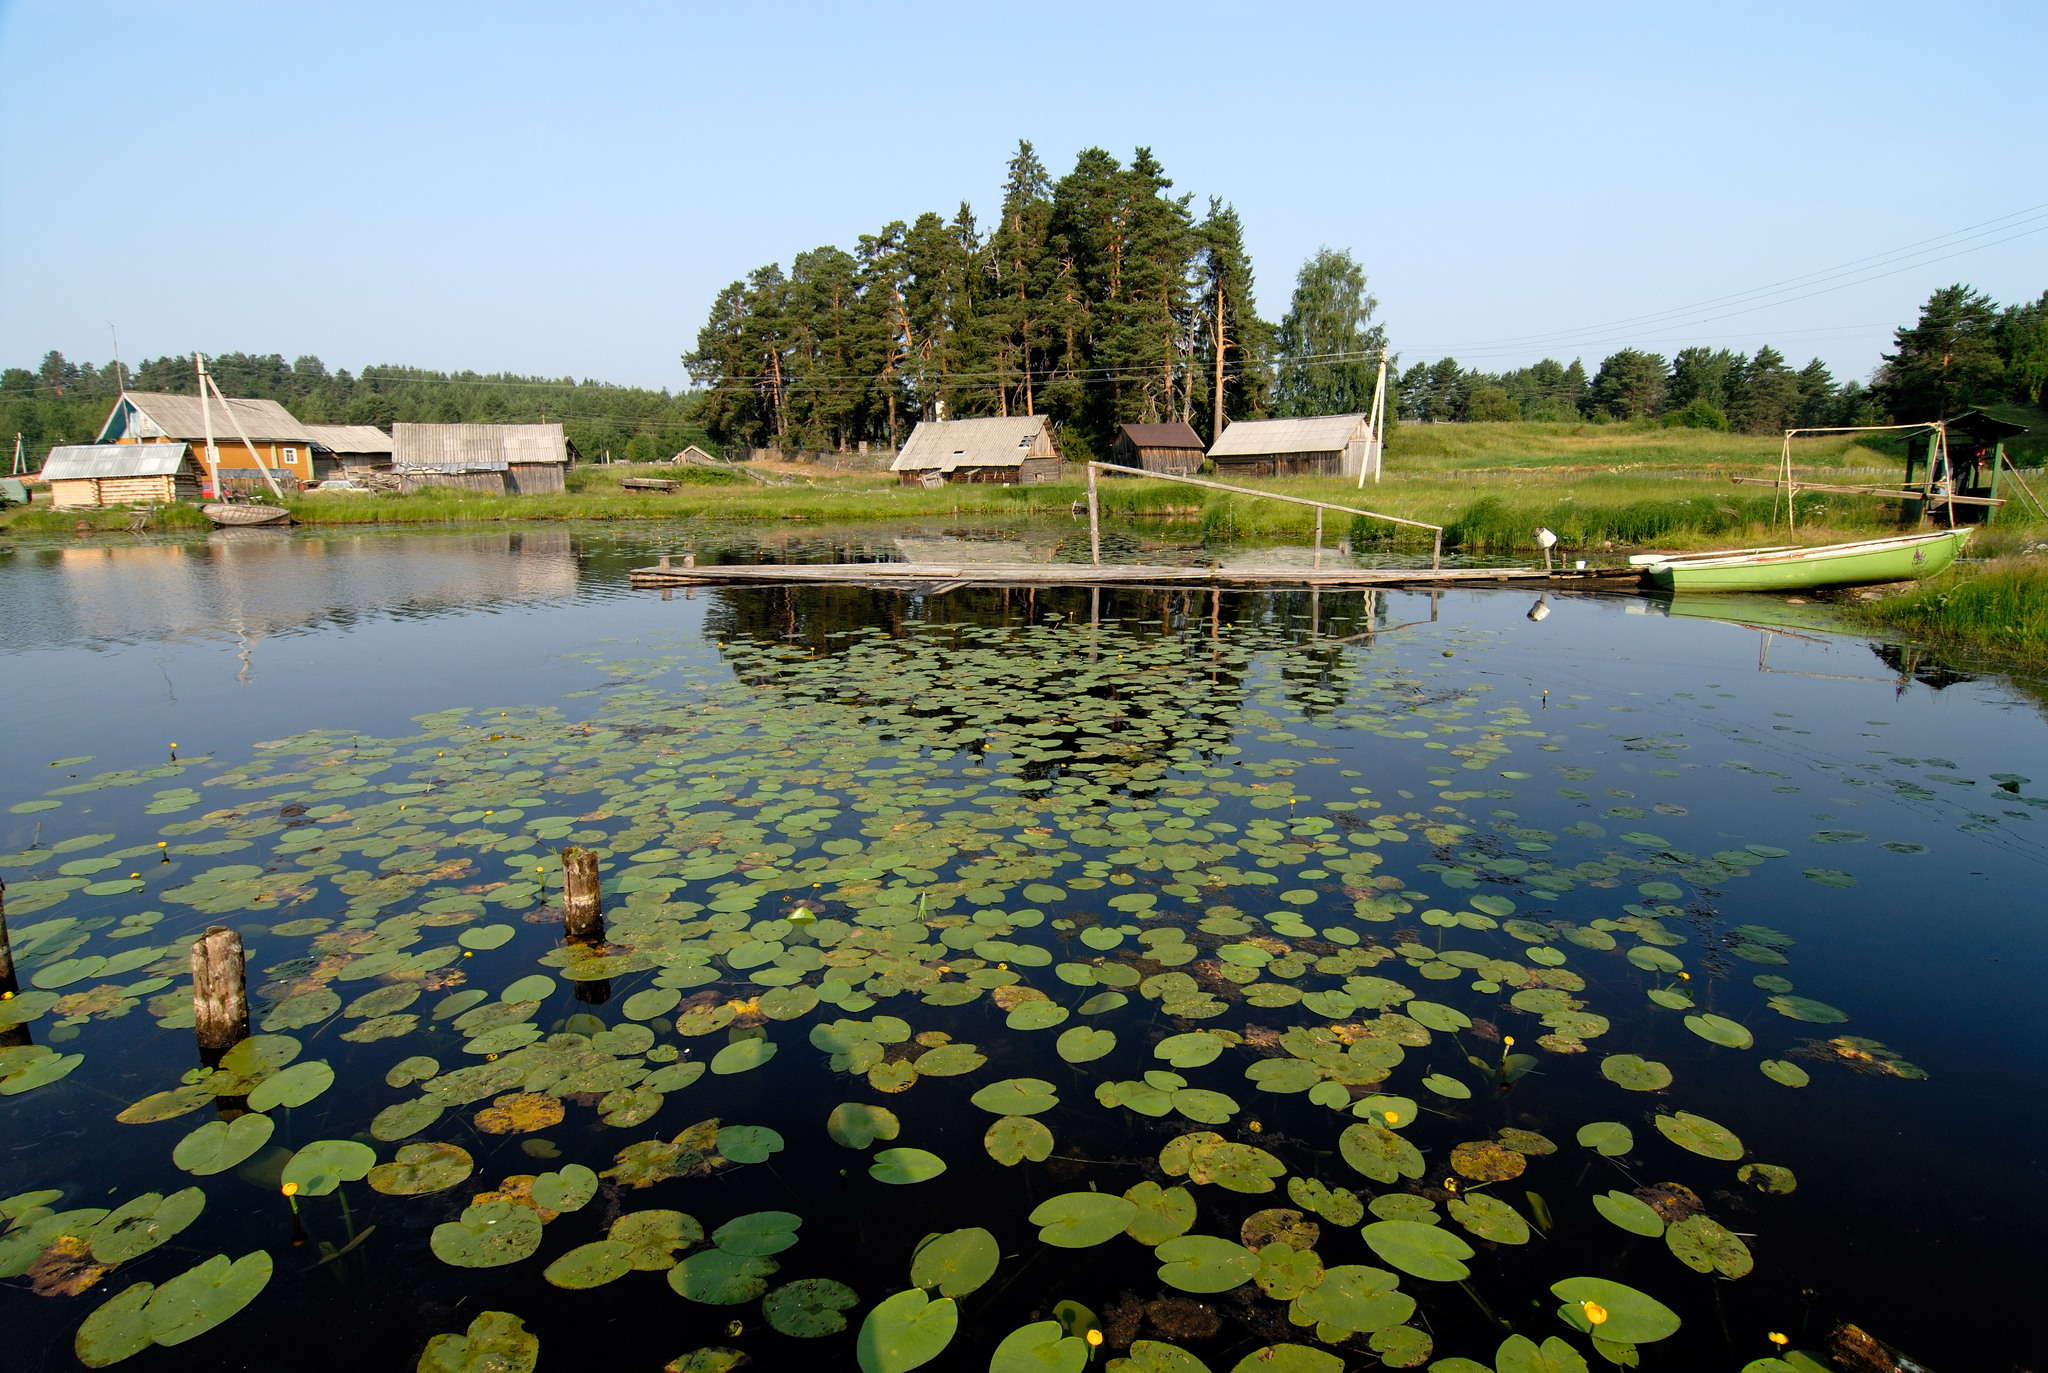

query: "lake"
(2, 523), (2043, 1373)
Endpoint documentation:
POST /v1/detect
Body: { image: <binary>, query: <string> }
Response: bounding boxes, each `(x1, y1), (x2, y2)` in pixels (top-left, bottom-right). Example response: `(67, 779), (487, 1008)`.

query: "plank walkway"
(628, 560), (1640, 591)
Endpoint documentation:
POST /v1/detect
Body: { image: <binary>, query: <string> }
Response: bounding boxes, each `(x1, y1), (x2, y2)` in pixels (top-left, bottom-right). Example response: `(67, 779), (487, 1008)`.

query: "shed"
(1903, 408), (2032, 525)
(96, 392), (320, 488)
(1207, 413), (1372, 478)
(890, 416), (1063, 486)
(391, 423), (576, 495)
(674, 445), (720, 465)
(41, 443), (203, 508)
(1110, 422), (1205, 476)
(303, 425), (395, 479)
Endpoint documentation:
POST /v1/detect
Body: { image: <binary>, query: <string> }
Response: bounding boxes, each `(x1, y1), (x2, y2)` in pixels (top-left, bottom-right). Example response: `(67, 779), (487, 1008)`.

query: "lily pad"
(1683, 1014), (1754, 1049)
(909, 1227), (1000, 1297)
(1420, 1073), (1470, 1099)
(370, 1098), (445, 1142)
(1154, 1234), (1260, 1293)
(828, 1103), (901, 1150)
(1599, 1054), (1672, 1092)
(1290, 1264), (1412, 1334)
(972, 1077), (1059, 1116)
(712, 1211), (801, 1256)
(1031, 1192), (1138, 1248)
(1361, 1220), (1473, 1281)
(764, 1278), (860, 1338)
(1007, 1000), (1070, 1031)
(1155, 1031), (1232, 1069)
(710, 1038), (778, 1075)
(613, 1209), (703, 1268)
(1122, 1182), (1197, 1246)
(172, 1114), (275, 1176)
(91, 1188), (206, 1264)
(1448, 1194), (1529, 1244)
(143, 1250), (273, 1348)
(856, 1287), (958, 1373)
(1768, 995), (1849, 1024)
(1760, 1059), (1810, 1087)
(1339, 1123), (1424, 1184)
(459, 923), (515, 950)
(913, 1043), (986, 1076)
(985, 1115), (1055, 1166)
(366, 1142), (473, 1196)
(281, 1139), (376, 1197)
(1549, 1277), (1681, 1343)
(625, 987), (684, 1021)
(417, 1311), (539, 1373)
(870, 1147), (947, 1185)
(431, 1201), (543, 1268)
(1252, 1240), (1324, 1300)
(991, 1320), (1088, 1373)
(1229, 1347), (1341, 1373)
(1654, 1111), (1744, 1161)
(1056, 1026), (1116, 1064)
(1592, 1191), (1664, 1237)
(1739, 1163), (1798, 1194)
(530, 1165), (599, 1213)
(75, 1283), (158, 1368)
(1450, 1140), (1526, 1182)
(670, 1249), (779, 1304)
(544, 1239), (633, 1289)
(1667, 1214), (1753, 1277)
(1405, 1000), (1471, 1032)
(1494, 1335), (1588, 1373)
(246, 1060), (334, 1112)
(715, 1125), (784, 1165)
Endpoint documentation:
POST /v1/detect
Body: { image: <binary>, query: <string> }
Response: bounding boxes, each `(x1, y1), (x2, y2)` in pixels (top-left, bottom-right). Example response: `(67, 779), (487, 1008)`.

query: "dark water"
(1, 523), (2043, 1373)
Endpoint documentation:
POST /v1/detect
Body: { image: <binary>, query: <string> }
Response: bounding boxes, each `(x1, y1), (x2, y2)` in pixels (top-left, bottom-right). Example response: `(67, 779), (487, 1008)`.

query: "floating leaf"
(474, 1092), (565, 1135)
(1448, 1194), (1529, 1244)
(458, 924), (515, 950)
(367, 1142), (473, 1196)
(909, 1227), (1000, 1297)
(716, 1126), (784, 1165)
(1339, 1123), (1424, 1184)
(1548, 1277), (1680, 1343)
(828, 1103), (901, 1150)
(386, 1055), (440, 1088)
(1592, 1191), (1664, 1237)
(1768, 995), (1849, 1024)
(764, 1278), (860, 1338)
(1123, 1182), (1197, 1246)
(711, 1039), (777, 1075)
(371, 1098), (445, 1142)
(1031, 1192), (1138, 1248)
(971, 1078), (1059, 1116)
(417, 1311), (538, 1373)
(246, 1060), (334, 1112)
(1450, 1140), (1526, 1182)
(1006, 1001), (1069, 1031)
(117, 1085), (215, 1125)
(712, 1211), (801, 1256)
(1252, 1240), (1324, 1300)
(544, 1239), (633, 1290)
(1667, 1214), (1753, 1277)
(1683, 1014), (1754, 1049)
(1494, 1335), (1590, 1373)
(1420, 1073), (1470, 1099)
(75, 1282), (156, 1368)
(1368, 1325), (1433, 1369)
(1599, 1055), (1672, 1092)
(1154, 1032), (1232, 1069)
(613, 1209), (703, 1268)
(856, 1287), (958, 1373)
(1056, 1026), (1116, 1064)
(1738, 1163), (1797, 1195)
(281, 1139), (376, 1197)
(431, 1201), (543, 1268)
(985, 1115), (1054, 1167)
(173, 1114), (274, 1176)
(91, 1188), (206, 1264)
(1291, 1263), (1412, 1335)
(1111, 1340), (1213, 1373)
(530, 1165), (599, 1213)
(625, 987), (684, 1021)
(912, 1043), (986, 1076)
(1154, 1234), (1259, 1293)
(143, 1250), (273, 1347)
(870, 1148), (947, 1185)
(671, 1249), (779, 1304)
(1405, 1000), (1471, 1032)
(990, 1320), (1088, 1373)
(1654, 1111), (1743, 1161)
(1361, 1220), (1472, 1281)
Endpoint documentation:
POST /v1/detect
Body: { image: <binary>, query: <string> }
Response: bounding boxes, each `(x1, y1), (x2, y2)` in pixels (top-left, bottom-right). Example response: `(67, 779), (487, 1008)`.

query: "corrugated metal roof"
(302, 424), (394, 454)
(892, 416), (1051, 472)
(41, 443), (193, 480)
(1208, 413), (1368, 457)
(1117, 422), (1203, 450)
(391, 423), (570, 472)
(103, 392), (318, 444)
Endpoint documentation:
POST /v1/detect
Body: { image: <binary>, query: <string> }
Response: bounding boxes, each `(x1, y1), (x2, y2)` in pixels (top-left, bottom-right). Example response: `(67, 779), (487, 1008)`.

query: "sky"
(2, 0), (2043, 393)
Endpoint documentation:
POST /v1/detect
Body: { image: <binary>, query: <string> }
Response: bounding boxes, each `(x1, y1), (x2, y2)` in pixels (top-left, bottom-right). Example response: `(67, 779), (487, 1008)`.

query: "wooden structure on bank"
(391, 423), (575, 495)
(303, 424), (395, 480)
(891, 415), (1064, 486)
(1110, 422), (1205, 475)
(1208, 413), (1372, 478)
(96, 391), (318, 491)
(40, 442), (205, 508)
(1731, 412), (2043, 530)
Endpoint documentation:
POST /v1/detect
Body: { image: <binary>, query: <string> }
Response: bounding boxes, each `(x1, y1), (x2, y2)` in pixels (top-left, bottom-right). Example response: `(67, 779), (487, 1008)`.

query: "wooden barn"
(1110, 422), (1204, 475)
(391, 423), (576, 495)
(41, 443), (205, 508)
(1207, 413), (1372, 478)
(303, 425), (395, 480)
(891, 416), (1063, 486)
(96, 391), (320, 491)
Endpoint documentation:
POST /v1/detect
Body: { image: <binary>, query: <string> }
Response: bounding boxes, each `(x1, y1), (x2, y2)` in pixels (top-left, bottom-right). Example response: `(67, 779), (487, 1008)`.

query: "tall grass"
(1861, 555), (2048, 667)
(1385, 420), (1894, 472)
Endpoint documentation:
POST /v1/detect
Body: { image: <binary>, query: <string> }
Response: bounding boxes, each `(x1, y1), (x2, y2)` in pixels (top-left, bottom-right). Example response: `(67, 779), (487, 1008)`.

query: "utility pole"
(11, 433), (22, 476)
(197, 353), (223, 500)
(1357, 355), (1388, 489)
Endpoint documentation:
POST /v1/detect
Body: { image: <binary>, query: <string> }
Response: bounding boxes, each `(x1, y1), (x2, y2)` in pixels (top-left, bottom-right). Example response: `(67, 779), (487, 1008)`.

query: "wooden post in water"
(1313, 508), (1323, 570)
(190, 926), (249, 1053)
(0, 878), (16, 998)
(563, 846), (604, 942)
(1087, 464), (1101, 565)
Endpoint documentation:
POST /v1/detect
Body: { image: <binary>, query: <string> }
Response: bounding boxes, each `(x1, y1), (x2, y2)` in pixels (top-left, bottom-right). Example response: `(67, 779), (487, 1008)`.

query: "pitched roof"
(302, 424), (394, 455)
(41, 443), (194, 480)
(1117, 422), (1204, 450)
(101, 392), (318, 445)
(892, 416), (1051, 472)
(1208, 413), (1369, 457)
(391, 423), (570, 472)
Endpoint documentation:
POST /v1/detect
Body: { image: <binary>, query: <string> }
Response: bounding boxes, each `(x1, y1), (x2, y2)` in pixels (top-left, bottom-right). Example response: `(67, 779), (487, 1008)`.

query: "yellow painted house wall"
(118, 435), (310, 480)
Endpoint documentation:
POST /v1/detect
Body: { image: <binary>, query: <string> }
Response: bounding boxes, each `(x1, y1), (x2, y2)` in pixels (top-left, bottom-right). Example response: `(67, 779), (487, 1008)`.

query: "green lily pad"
(1575, 1121), (1633, 1157)
(1654, 1111), (1744, 1160)
(1667, 1214), (1753, 1277)
(870, 1147), (947, 1185)
(715, 1125), (784, 1165)
(459, 924), (515, 950)
(1120, 1181), (1196, 1246)
(985, 1115), (1055, 1166)
(1154, 1234), (1260, 1293)
(972, 1077), (1059, 1116)
(1031, 1191), (1139, 1248)
(1803, 867), (1855, 888)
(431, 1201), (543, 1268)
(909, 1227), (1000, 1296)
(764, 1278), (860, 1338)
(144, 1250), (273, 1347)
(991, 1320), (1088, 1373)
(1287, 1178), (1365, 1228)
(1116, 1341), (1214, 1373)
(1056, 1026), (1116, 1063)
(172, 1114), (275, 1175)
(75, 1282), (156, 1368)
(544, 1239), (633, 1289)
(913, 1043), (987, 1076)
(0, 1047), (82, 1096)
(281, 1139), (375, 1197)
(1448, 1194), (1528, 1244)
(1768, 995), (1849, 1024)
(1549, 1277), (1681, 1343)
(1494, 1335), (1588, 1373)
(670, 1249), (779, 1304)
(1405, 1000), (1471, 1032)
(370, 1097), (445, 1142)
(710, 1038), (777, 1074)
(1739, 1163), (1798, 1194)
(91, 1188), (206, 1264)
(828, 1102), (901, 1150)
(1420, 1073), (1470, 1099)
(1078, 992), (1128, 1015)
(1340, 1123), (1424, 1184)
(1154, 1031), (1232, 1068)
(1229, 1347), (1341, 1373)
(1368, 1325), (1432, 1369)
(417, 1311), (538, 1373)
(612, 1209), (703, 1268)
(1361, 1220), (1473, 1281)
(1592, 1191), (1664, 1236)
(1760, 1059), (1810, 1087)
(500, 974), (556, 1003)
(624, 987), (683, 1021)
(1292, 1263), (1412, 1334)
(712, 1211), (801, 1256)
(385, 1055), (440, 1088)
(1683, 1014), (1754, 1049)
(261, 990), (341, 1031)
(246, 1060), (335, 1112)
(530, 1164), (599, 1212)
(1599, 1054), (1672, 1091)
(1353, 1095), (1418, 1130)
(857, 1287), (958, 1373)
(366, 1141), (473, 1196)
(1252, 1240), (1324, 1300)
(1007, 1000), (1069, 1031)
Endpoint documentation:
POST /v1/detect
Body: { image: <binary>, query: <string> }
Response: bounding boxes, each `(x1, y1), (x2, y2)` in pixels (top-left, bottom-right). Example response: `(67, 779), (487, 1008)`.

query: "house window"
(280, 448), (298, 467)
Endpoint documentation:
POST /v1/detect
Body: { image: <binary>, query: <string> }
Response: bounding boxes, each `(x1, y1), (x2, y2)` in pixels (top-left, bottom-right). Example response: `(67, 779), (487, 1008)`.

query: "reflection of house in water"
(18, 531), (580, 658)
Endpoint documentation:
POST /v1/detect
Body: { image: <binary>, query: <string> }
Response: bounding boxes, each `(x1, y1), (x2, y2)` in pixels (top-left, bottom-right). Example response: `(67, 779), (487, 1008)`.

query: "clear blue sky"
(2, 0), (2042, 392)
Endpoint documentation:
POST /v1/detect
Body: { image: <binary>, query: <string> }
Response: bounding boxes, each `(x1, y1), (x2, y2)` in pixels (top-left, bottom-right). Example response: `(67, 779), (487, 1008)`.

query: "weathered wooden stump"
(190, 925), (250, 1053)
(562, 846), (604, 942)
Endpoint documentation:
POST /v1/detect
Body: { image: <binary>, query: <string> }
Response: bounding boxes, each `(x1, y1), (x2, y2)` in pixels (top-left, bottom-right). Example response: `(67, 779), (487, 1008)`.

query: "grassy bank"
(1384, 419), (1895, 471)
(1857, 549), (2048, 670)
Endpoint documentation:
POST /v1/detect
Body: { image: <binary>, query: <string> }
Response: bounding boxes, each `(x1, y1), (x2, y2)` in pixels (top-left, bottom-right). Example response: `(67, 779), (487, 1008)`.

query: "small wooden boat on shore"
(1636, 529), (1971, 593)
(201, 503), (291, 528)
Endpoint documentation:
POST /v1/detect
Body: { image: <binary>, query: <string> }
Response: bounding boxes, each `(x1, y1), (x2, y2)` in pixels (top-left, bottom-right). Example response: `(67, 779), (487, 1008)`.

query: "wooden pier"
(628, 558), (1637, 592)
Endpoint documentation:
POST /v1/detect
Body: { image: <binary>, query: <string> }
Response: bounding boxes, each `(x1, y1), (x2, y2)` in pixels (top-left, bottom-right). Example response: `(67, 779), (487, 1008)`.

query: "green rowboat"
(1637, 528), (1972, 593)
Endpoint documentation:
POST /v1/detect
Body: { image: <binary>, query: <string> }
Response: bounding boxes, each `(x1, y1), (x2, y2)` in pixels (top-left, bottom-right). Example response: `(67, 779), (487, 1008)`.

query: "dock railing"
(1084, 461), (1444, 571)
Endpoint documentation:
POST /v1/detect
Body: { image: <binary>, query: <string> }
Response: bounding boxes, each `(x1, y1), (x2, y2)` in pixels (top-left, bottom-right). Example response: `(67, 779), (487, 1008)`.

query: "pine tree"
(1192, 200), (1268, 441)
(1874, 285), (2006, 420)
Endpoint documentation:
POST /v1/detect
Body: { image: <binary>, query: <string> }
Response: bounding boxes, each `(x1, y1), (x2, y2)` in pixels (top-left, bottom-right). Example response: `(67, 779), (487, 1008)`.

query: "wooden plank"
(626, 561), (1623, 591)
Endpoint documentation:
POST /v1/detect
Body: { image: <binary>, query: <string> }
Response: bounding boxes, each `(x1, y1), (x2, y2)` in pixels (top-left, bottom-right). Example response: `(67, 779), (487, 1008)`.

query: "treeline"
(686, 141), (1390, 460)
(0, 352), (706, 468)
(1396, 284), (2048, 432)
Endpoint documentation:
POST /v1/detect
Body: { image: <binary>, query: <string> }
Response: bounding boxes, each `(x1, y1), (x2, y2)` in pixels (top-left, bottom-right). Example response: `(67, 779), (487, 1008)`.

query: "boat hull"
(1644, 530), (1969, 593)
(202, 503), (291, 528)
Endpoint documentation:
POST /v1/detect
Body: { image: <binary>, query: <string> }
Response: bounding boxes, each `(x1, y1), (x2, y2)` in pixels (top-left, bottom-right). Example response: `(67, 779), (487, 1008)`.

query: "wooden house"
(96, 391), (321, 493)
(1110, 422), (1204, 475)
(1207, 413), (1372, 478)
(303, 425), (395, 480)
(891, 416), (1063, 485)
(391, 423), (576, 495)
(41, 443), (205, 508)
(674, 445), (720, 465)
